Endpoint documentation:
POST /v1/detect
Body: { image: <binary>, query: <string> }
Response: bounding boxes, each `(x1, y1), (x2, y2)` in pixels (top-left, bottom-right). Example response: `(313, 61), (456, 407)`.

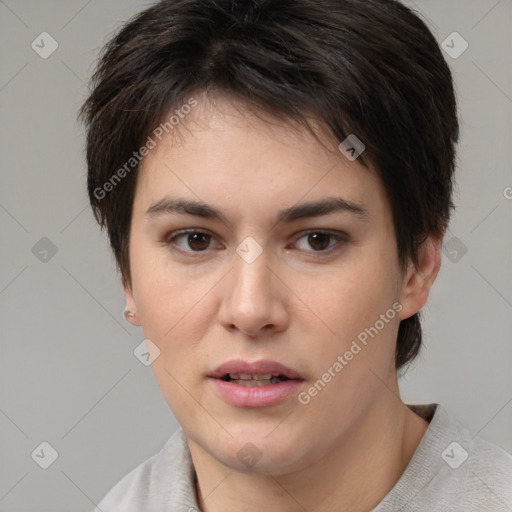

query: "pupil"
(188, 233), (210, 251)
(309, 233), (330, 251)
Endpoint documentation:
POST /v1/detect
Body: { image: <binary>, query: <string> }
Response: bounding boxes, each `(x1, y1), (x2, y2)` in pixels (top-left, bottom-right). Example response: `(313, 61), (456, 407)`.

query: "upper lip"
(209, 359), (303, 380)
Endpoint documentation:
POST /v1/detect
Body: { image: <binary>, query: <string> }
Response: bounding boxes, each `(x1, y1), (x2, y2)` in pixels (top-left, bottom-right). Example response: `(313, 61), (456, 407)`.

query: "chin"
(209, 427), (311, 476)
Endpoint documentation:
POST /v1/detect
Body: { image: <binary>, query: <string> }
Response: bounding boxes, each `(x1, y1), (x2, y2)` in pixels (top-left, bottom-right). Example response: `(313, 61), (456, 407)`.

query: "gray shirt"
(94, 404), (512, 511)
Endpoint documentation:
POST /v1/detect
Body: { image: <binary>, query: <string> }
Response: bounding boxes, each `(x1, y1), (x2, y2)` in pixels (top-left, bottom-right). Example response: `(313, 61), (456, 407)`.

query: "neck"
(188, 385), (428, 512)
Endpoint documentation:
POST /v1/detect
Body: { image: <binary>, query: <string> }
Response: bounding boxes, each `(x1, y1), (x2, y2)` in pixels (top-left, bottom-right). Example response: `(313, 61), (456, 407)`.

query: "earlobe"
(398, 235), (442, 321)
(122, 276), (141, 326)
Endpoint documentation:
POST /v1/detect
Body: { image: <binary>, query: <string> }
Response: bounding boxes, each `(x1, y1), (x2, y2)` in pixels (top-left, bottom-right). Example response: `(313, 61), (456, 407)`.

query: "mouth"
(208, 359), (303, 408)
(209, 358), (303, 382)
(220, 373), (292, 386)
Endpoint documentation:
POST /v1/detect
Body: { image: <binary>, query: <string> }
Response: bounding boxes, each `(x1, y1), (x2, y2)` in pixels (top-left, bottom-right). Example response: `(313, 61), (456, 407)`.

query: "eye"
(166, 230), (220, 253)
(164, 229), (348, 257)
(292, 230), (348, 254)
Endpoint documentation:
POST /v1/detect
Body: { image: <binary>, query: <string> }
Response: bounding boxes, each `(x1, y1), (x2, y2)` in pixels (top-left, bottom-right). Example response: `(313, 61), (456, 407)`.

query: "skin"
(123, 93), (442, 512)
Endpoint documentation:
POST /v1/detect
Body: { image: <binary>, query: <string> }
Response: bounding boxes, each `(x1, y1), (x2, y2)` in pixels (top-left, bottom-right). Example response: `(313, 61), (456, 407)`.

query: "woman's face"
(124, 95), (421, 475)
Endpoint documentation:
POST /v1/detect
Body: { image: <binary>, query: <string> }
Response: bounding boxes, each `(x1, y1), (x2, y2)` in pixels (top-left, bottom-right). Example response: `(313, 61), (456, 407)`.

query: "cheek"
(131, 242), (214, 336)
(297, 271), (400, 428)
(133, 265), (215, 416)
(307, 255), (398, 335)
(296, 250), (400, 386)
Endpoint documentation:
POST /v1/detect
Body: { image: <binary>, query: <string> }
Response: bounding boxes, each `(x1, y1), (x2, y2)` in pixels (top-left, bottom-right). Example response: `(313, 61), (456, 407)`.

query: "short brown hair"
(79, 0), (459, 370)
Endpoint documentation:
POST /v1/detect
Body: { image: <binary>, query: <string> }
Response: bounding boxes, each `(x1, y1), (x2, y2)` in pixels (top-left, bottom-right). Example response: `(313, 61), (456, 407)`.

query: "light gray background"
(0, 1), (511, 510)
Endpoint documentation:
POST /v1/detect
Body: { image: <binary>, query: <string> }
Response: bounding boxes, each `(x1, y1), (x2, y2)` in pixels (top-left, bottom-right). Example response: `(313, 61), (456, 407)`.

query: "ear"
(122, 275), (141, 326)
(398, 234), (442, 321)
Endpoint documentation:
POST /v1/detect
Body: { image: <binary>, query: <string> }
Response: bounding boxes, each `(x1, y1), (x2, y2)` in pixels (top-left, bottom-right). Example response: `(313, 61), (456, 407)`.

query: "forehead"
(134, 94), (388, 222)
(153, 93), (340, 164)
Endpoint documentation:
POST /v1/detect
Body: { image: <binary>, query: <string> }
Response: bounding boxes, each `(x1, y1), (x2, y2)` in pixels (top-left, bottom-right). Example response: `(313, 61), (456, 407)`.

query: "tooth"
(228, 373), (284, 380)
(232, 379), (274, 386)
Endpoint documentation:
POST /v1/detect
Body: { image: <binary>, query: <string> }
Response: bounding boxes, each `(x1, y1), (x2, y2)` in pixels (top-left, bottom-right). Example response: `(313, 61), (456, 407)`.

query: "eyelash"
(164, 229), (349, 258)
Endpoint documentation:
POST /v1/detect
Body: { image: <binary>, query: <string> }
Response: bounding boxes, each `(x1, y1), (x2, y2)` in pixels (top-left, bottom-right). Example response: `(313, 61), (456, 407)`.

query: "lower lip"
(209, 378), (303, 408)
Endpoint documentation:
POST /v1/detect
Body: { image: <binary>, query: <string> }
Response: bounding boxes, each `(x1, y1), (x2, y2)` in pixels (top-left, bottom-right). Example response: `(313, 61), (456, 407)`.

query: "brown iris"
(187, 232), (211, 251)
(307, 233), (331, 251)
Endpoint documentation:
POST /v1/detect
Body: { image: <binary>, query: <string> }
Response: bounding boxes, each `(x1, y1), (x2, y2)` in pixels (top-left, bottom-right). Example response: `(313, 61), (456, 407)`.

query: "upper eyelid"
(166, 229), (219, 246)
(167, 228), (346, 241)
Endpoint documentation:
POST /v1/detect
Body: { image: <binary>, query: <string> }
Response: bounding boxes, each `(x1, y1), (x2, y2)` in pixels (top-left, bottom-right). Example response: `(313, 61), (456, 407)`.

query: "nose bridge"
(230, 245), (272, 307)
(219, 241), (287, 335)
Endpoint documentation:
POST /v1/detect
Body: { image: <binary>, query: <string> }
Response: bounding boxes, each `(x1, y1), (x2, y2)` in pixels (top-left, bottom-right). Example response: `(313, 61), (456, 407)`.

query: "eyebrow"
(146, 196), (369, 224)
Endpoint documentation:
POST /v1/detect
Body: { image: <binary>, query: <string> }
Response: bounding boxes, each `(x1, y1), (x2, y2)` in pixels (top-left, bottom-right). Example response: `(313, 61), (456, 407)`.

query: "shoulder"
(375, 404), (512, 512)
(441, 410), (512, 509)
(93, 428), (198, 512)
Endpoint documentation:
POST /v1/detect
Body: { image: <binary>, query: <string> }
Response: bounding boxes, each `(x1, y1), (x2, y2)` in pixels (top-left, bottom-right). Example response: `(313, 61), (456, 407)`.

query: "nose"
(218, 248), (289, 337)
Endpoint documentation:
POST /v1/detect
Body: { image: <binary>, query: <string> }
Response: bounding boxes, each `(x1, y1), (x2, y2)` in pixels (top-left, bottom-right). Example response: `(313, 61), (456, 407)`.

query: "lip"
(209, 359), (303, 380)
(208, 359), (304, 408)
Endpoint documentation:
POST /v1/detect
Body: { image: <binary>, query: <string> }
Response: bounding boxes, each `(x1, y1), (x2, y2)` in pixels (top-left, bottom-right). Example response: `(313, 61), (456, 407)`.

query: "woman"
(80, 0), (512, 510)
